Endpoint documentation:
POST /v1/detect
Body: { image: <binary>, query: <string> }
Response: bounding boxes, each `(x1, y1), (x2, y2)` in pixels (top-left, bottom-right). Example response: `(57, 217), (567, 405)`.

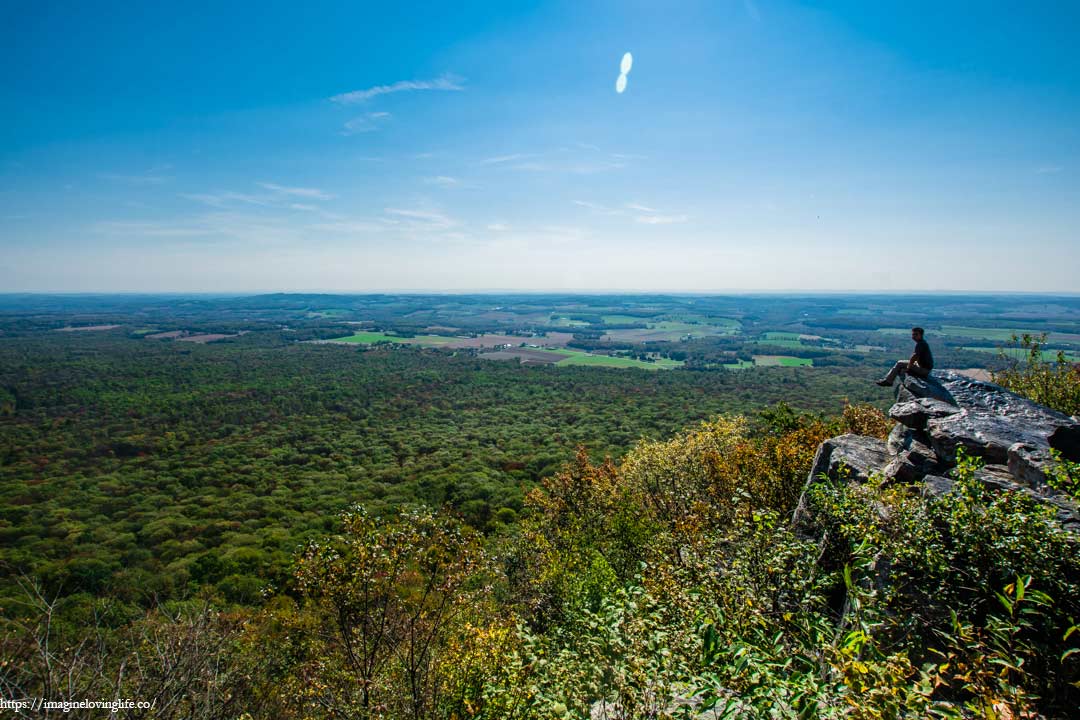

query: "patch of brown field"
(424, 325), (461, 334)
(479, 348), (566, 364)
(56, 324), (120, 332)
(177, 333), (237, 343)
(146, 330), (187, 339)
(540, 332), (575, 346)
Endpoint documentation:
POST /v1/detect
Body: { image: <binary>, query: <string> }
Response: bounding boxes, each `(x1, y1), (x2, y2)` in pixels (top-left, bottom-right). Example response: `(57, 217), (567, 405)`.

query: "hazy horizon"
(4, 2), (1079, 293)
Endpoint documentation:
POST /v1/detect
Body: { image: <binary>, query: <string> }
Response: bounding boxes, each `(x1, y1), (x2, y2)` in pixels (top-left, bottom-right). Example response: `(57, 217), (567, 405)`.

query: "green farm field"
(754, 355), (814, 367)
(604, 320), (738, 343)
(601, 314), (655, 324)
(962, 346), (1080, 362)
(549, 348), (684, 370)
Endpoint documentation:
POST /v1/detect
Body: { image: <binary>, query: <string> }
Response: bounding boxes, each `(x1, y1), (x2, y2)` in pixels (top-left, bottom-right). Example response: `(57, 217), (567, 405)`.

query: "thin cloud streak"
(256, 182), (336, 200)
(330, 74), (465, 104)
(573, 200), (622, 216)
(423, 176), (460, 187)
(635, 214), (688, 225)
(384, 207), (457, 230)
(342, 112), (392, 135)
(480, 153), (536, 165)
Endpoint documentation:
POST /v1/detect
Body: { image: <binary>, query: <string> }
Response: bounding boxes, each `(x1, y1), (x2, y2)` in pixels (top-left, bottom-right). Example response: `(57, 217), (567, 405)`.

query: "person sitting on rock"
(876, 327), (933, 387)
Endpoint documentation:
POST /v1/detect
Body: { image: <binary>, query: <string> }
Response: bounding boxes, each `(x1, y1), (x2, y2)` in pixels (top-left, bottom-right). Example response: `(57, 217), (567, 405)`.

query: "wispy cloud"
(635, 213), (688, 225)
(343, 112), (392, 135)
(423, 175), (460, 187)
(573, 200), (623, 216)
(309, 219), (386, 234)
(487, 222), (510, 232)
(91, 220), (208, 238)
(509, 156), (627, 174)
(384, 207), (457, 230)
(625, 202), (657, 213)
(1035, 165), (1063, 175)
(256, 182), (336, 200)
(480, 153), (536, 165)
(94, 211), (345, 248)
(181, 183), (337, 218)
(331, 74), (465, 105)
(180, 192), (270, 209)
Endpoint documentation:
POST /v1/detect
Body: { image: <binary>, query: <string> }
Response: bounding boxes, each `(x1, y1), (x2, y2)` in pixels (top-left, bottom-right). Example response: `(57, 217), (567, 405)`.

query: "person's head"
(911, 327), (925, 341)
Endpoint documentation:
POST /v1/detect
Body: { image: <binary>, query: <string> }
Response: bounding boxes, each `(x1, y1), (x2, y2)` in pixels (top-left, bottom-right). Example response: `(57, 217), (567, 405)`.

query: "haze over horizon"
(3, 1), (1078, 293)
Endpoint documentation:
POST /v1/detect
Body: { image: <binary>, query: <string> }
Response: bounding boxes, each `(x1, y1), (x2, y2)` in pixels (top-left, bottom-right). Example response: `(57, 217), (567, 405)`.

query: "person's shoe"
(875, 379), (892, 387)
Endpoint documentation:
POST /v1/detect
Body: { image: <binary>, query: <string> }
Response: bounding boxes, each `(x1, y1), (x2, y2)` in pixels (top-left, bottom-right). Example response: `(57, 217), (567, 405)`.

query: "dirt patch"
(146, 330), (187, 339)
(538, 332), (575, 346)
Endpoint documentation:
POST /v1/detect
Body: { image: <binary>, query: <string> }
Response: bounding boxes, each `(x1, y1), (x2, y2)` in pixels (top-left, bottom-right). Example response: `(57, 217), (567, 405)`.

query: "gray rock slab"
(793, 434), (889, 530)
(919, 372), (1080, 466)
(889, 397), (962, 430)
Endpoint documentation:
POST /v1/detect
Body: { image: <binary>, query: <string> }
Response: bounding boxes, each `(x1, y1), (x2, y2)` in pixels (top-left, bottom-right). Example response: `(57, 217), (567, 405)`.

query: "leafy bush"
(993, 333), (1080, 415)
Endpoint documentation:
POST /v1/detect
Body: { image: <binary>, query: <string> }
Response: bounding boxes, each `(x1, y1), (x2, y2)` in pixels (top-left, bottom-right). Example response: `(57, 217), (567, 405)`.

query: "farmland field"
(177, 333), (240, 343)
(601, 314), (655, 324)
(479, 348), (568, 364)
(962, 346), (1080, 362)
(326, 332), (573, 348)
(603, 320), (737, 343)
(550, 316), (591, 327)
(753, 355), (814, 367)
(549, 348), (684, 369)
(56, 324), (121, 332)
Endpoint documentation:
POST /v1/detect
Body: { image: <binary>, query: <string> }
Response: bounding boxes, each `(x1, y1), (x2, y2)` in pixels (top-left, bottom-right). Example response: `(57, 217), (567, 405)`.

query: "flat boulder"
(906, 372), (1080, 469)
(895, 374), (957, 405)
(888, 397), (961, 430)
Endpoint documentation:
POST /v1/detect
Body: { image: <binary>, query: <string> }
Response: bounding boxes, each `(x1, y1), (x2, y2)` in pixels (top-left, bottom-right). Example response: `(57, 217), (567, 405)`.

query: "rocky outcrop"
(795, 371), (1080, 532)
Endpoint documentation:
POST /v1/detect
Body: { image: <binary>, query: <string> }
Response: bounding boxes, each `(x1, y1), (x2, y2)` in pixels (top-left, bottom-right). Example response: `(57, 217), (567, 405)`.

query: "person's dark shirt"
(914, 338), (933, 369)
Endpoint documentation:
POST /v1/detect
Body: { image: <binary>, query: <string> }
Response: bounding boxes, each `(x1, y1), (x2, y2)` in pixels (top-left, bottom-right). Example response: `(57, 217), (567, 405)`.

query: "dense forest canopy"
(2, 293), (1079, 718)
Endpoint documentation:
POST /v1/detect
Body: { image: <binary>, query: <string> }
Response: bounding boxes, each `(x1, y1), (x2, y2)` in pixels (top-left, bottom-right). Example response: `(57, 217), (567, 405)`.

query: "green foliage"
(0, 332), (883, 607)
(805, 451), (1080, 716)
(993, 333), (1080, 415)
(293, 506), (493, 719)
(6, 290), (1080, 717)
(1045, 448), (1080, 501)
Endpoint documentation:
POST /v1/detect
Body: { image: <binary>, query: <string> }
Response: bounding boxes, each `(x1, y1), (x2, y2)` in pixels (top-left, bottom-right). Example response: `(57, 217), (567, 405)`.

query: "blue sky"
(2, 1), (1078, 292)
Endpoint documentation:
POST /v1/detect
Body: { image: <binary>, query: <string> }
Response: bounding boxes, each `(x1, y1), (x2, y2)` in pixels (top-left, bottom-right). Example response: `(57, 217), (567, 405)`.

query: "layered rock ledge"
(795, 371), (1080, 533)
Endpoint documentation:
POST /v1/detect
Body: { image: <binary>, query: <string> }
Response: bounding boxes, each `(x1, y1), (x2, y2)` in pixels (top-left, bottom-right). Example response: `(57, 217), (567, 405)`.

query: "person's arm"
(909, 351), (919, 365)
